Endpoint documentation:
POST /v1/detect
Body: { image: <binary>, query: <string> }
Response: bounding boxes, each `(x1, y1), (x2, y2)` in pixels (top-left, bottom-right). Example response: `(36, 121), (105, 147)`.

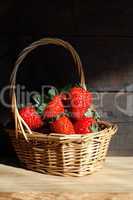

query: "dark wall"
(1, 0), (133, 89)
(0, 1), (133, 157)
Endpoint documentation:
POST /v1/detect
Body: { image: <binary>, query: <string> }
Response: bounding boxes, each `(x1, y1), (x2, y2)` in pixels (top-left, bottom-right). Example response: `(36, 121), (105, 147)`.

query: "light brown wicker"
(9, 38), (118, 177)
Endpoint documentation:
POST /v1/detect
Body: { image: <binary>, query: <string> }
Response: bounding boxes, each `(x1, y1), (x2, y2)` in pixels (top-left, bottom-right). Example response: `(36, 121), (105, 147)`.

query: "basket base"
(18, 158), (105, 177)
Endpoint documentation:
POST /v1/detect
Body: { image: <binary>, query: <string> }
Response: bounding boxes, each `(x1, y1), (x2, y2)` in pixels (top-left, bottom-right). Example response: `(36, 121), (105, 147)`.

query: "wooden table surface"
(0, 192), (133, 200)
(0, 157), (133, 193)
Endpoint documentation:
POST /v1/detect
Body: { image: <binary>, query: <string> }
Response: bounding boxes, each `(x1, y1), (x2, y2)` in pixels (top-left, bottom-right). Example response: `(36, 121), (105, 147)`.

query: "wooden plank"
(108, 122), (133, 156)
(0, 157), (133, 192)
(15, 1), (75, 35)
(73, 1), (133, 36)
(0, 192), (133, 200)
(0, 1), (18, 34)
(93, 92), (133, 155)
(5, 1), (133, 36)
(94, 92), (133, 123)
(1, 1), (133, 37)
(0, 36), (17, 87)
(72, 37), (133, 91)
(14, 36), (133, 91)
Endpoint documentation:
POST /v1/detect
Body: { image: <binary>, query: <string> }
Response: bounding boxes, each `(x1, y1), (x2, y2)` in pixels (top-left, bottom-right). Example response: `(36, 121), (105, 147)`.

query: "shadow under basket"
(9, 37), (118, 176)
(8, 121), (117, 177)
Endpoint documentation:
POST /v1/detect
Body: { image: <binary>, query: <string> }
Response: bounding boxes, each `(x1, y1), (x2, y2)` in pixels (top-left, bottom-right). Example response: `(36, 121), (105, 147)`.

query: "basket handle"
(10, 38), (86, 140)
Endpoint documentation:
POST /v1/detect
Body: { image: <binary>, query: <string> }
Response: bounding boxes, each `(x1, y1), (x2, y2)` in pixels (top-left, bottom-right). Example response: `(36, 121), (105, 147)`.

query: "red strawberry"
(70, 87), (92, 119)
(19, 106), (43, 130)
(51, 116), (75, 134)
(74, 117), (96, 134)
(44, 95), (64, 119)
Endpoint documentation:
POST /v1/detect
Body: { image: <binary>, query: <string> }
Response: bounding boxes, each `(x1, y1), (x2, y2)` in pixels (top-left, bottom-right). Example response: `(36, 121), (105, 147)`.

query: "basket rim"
(7, 120), (118, 140)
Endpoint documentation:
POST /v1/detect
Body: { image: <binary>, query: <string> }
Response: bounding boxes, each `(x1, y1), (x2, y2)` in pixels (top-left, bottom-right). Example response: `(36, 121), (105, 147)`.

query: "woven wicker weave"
(9, 38), (118, 177)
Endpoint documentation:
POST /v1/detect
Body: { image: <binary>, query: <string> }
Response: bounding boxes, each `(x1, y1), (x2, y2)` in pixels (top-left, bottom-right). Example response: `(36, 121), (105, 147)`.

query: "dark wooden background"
(0, 0), (133, 161)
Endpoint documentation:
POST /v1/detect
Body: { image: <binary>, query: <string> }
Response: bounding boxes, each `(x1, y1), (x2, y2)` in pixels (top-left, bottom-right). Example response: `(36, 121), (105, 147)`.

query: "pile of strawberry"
(19, 86), (101, 134)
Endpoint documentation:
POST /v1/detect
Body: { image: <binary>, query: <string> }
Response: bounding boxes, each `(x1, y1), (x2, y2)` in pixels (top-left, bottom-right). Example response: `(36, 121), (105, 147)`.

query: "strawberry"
(19, 106), (43, 130)
(70, 87), (92, 119)
(51, 116), (75, 134)
(74, 117), (97, 134)
(44, 95), (64, 119)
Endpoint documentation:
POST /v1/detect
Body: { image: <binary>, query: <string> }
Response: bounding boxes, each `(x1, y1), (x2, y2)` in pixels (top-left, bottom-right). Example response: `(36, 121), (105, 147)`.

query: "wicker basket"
(9, 38), (118, 177)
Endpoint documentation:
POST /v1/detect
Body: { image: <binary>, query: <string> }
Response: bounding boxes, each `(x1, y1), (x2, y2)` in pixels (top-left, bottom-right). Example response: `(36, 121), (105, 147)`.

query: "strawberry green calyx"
(85, 107), (101, 121)
(59, 84), (72, 93)
(32, 94), (47, 116)
(84, 108), (101, 132)
(90, 123), (99, 132)
(32, 87), (58, 116)
(48, 87), (58, 99)
(37, 103), (47, 115)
